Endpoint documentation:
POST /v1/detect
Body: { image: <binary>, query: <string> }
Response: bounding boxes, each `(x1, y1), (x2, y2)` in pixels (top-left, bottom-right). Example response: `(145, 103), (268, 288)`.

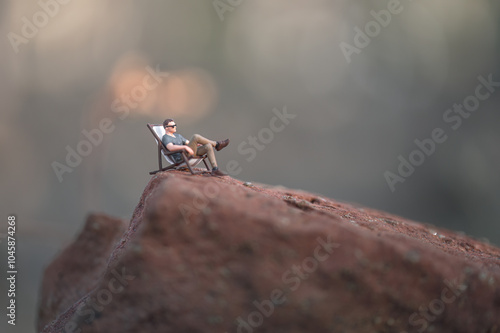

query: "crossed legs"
(187, 134), (218, 168)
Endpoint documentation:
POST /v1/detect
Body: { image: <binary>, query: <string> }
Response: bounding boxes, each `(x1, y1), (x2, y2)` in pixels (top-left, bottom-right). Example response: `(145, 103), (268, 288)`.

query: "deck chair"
(147, 123), (210, 175)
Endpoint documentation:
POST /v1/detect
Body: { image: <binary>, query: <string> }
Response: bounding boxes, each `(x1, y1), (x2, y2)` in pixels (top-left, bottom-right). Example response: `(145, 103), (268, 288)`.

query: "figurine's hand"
(184, 146), (195, 156)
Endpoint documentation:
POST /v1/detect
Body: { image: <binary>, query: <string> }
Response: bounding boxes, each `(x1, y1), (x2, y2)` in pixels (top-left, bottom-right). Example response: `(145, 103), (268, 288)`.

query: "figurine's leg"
(187, 134), (216, 152)
(195, 144), (217, 169)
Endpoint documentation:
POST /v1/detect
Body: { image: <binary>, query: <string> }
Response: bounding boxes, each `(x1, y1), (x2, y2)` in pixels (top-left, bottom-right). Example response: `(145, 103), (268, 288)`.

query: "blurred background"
(0, 0), (499, 331)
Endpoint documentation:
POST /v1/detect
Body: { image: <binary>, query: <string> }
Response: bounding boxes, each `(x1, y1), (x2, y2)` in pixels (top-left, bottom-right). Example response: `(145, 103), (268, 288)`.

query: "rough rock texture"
(39, 171), (500, 333)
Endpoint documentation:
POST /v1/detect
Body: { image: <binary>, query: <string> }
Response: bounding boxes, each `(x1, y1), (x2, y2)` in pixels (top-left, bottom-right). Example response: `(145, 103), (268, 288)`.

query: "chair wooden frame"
(147, 123), (210, 175)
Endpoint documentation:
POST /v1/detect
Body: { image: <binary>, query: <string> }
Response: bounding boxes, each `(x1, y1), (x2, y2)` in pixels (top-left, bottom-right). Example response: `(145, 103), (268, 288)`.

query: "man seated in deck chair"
(161, 118), (230, 177)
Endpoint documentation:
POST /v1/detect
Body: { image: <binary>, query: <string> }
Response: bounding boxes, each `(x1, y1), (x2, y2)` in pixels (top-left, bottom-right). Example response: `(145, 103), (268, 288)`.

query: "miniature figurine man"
(161, 118), (230, 176)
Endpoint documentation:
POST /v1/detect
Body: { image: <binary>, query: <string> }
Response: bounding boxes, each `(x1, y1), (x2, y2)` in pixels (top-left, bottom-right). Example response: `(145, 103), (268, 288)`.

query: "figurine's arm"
(166, 143), (194, 155)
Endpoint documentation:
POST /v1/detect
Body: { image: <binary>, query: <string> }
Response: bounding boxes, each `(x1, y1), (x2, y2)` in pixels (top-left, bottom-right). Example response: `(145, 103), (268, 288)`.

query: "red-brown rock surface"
(38, 171), (500, 333)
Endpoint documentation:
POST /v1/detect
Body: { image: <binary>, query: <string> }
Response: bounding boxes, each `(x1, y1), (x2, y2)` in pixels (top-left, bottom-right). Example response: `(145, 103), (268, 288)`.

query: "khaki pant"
(187, 134), (218, 168)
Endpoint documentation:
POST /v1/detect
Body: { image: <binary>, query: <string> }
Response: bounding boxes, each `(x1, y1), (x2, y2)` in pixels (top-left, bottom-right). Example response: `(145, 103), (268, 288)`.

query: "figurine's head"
(163, 118), (177, 134)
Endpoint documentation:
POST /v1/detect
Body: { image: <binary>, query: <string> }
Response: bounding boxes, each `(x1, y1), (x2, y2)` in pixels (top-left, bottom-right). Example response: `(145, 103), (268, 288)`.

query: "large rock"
(39, 171), (500, 332)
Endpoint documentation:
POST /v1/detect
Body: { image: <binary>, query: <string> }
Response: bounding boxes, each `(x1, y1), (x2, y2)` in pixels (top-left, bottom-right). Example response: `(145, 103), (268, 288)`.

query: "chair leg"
(202, 157), (209, 170)
(158, 144), (162, 170)
(149, 144), (165, 175)
(182, 154), (198, 175)
(150, 153), (207, 176)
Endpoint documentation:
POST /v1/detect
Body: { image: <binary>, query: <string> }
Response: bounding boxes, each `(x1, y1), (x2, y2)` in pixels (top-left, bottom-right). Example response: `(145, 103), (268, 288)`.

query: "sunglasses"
(166, 124), (177, 128)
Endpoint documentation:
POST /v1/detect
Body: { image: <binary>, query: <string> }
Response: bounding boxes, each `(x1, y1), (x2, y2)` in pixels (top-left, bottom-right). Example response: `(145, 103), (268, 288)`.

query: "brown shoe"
(211, 168), (227, 177)
(215, 139), (230, 151)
